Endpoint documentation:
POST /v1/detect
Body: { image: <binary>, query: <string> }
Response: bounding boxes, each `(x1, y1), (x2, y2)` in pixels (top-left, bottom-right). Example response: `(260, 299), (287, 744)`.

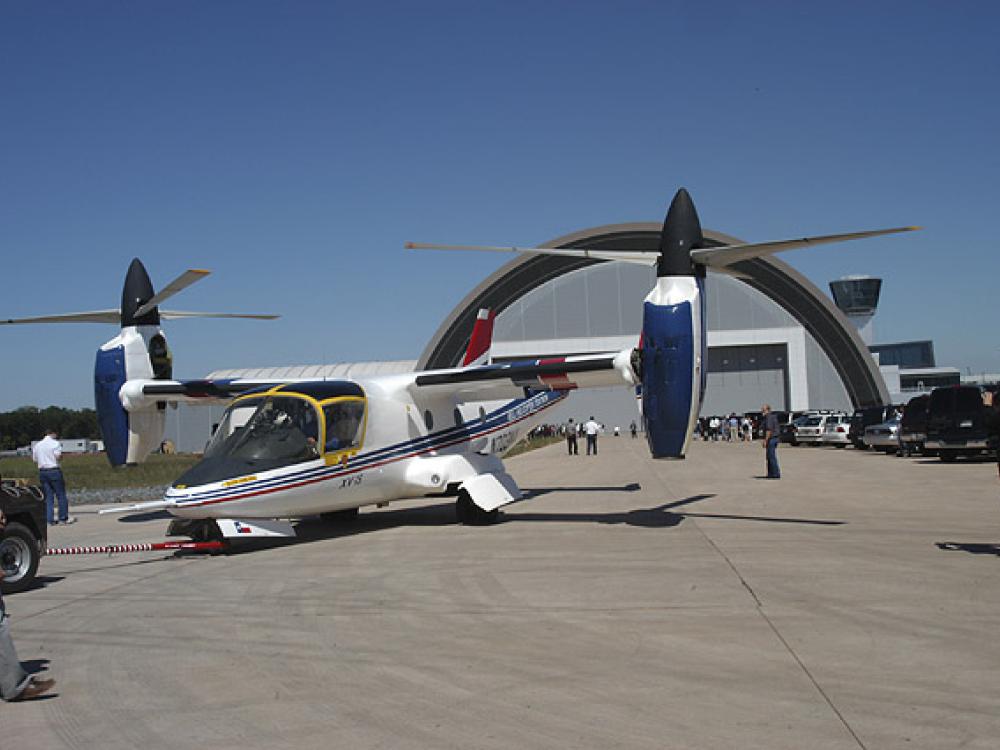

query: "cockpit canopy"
(174, 384), (367, 488)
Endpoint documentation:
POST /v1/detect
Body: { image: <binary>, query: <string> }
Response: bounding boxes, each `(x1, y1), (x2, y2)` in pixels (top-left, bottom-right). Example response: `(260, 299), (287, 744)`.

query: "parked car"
(849, 405), (894, 449)
(925, 385), (997, 462)
(780, 413), (812, 444)
(898, 394), (931, 457)
(864, 417), (901, 453)
(791, 412), (845, 445)
(0, 478), (47, 593)
(821, 413), (852, 447)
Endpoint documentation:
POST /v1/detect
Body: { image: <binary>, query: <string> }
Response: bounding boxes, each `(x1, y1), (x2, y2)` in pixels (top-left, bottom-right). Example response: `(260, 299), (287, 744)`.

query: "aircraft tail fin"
(462, 308), (495, 366)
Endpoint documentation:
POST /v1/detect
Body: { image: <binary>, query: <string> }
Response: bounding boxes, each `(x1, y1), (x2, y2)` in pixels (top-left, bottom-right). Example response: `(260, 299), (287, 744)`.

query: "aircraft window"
(323, 399), (365, 452)
(205, 396), (320, 465)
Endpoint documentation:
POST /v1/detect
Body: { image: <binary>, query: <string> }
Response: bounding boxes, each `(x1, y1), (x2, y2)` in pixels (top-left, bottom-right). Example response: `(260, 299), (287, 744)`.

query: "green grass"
(505, 434), (564, 458)
(0, 453), (199, 490)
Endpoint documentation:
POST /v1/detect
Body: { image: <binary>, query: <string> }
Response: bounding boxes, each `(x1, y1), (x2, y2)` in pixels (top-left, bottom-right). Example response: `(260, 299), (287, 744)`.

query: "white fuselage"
(164, 377), (567, 519)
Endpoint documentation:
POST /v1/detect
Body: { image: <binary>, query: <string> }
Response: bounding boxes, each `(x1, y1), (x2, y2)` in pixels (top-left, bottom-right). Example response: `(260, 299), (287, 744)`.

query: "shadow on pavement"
(504, 493), (845, 529)
(936, 542), (1000, 556)
(522, 483), (641, 500)
(116, 510), (174, 523)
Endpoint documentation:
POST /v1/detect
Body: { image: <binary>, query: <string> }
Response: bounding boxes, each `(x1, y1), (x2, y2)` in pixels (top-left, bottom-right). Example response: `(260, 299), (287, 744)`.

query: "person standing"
(32, 429), (75, 526)
(983, 390), (999, 479)
(585, 416), (600, 455)
(762, 404), (781, 479)
(565, 418), (578, 455)
(630, 421), (638, 439)
(0, 510), (57, 701)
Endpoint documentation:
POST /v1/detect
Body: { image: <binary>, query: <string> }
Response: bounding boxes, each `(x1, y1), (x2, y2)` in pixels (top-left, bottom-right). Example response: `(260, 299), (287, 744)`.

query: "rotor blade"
(133, 269), (210, 318)
(159, 310), (280, 320)
(0, 309), (120, 325)
(405, 242), (657, 266)
(691, 226), (921, 268)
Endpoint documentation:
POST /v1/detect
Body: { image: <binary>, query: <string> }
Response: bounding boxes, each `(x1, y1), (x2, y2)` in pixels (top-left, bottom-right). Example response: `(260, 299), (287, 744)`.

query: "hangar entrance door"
(703, 344), (789, 414)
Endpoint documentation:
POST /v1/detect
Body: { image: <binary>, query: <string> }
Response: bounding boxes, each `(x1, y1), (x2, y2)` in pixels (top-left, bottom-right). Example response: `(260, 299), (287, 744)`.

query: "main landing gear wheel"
(0, 522), (41, 594)
(320, 507), (360, 523)
(455, 490), (499, 526)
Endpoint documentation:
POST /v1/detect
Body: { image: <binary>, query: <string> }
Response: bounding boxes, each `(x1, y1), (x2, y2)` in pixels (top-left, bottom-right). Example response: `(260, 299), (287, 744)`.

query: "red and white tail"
(462, 308), (495, 366)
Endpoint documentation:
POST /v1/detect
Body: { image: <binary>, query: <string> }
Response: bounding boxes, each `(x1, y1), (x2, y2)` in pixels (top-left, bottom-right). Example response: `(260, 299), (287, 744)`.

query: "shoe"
(61, 516), (77, 525)
(18, 677), (56, 700)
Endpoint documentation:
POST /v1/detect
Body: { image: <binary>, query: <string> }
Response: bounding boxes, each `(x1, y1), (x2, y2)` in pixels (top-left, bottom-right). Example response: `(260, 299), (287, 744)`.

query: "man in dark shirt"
(762, 404), (781, 479)
(0, 510), (56, 701)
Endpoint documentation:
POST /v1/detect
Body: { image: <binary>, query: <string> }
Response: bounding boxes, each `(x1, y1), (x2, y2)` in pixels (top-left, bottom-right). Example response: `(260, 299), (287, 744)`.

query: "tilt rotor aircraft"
(2, 189), (917, 542)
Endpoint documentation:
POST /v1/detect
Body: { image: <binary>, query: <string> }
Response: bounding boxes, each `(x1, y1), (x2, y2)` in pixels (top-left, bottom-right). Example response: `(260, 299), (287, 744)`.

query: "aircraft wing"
(117, 378), (287, 410)
(411, 350), (636, 399)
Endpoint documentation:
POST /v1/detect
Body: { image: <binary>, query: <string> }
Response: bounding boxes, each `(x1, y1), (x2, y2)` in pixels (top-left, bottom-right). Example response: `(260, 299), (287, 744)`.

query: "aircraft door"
(323, 398), (366, 454)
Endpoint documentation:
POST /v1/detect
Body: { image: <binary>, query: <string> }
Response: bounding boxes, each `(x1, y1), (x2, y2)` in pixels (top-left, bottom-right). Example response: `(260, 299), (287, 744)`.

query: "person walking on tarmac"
(585, 416), (600, 455)
(762, 404), (781, 479)
(565, 418), (579, 455)
(32, 429), (75, 526)
(0, 510), (57, 701)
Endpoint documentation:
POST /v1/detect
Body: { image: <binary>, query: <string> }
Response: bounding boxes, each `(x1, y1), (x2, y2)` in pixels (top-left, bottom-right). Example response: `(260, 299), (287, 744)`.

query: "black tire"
(320, 507), (360, 523)
(1, 521), (41, 594)
(939, 450), (957, 463)
(455, 491), (499, 526)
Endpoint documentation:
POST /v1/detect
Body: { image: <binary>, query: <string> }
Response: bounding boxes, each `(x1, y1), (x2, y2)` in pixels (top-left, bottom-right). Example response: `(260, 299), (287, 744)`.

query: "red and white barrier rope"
(45, 540), (225, 556)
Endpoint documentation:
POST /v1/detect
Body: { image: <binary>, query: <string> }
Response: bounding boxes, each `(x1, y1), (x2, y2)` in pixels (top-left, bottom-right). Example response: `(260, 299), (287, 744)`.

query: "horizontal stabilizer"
(691, 226), (920, 268)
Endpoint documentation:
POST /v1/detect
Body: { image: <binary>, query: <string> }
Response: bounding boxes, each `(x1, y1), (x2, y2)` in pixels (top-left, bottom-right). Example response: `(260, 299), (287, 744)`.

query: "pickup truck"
(1, 478), (47, 593)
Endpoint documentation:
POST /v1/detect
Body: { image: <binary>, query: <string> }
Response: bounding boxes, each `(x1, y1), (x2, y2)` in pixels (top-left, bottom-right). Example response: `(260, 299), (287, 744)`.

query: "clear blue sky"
(2, 1), (998, 411)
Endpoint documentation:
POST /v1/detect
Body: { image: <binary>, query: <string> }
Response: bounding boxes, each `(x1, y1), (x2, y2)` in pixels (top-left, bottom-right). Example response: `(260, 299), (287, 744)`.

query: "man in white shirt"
(584, 417), (600, 455)
(31, 430), (74, 526)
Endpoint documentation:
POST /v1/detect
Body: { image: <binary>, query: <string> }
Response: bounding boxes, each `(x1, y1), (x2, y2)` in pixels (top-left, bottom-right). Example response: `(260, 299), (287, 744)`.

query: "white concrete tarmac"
(2, 437), (999, 749)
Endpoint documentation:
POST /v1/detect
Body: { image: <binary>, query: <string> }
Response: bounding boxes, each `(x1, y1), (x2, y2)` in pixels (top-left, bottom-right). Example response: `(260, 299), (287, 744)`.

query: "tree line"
(0, 406), (101, 450)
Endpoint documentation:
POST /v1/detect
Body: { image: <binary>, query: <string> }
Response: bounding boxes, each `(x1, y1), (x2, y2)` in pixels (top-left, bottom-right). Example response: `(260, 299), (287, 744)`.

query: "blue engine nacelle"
(94, 345), (130, 466)
(641, 276), (704, 458)
(93, 326), (170, 466)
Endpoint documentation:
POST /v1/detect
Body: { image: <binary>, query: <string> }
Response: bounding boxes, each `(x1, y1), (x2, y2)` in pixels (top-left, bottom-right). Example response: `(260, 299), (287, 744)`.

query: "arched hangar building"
(417, 222), (887, 425)
(169, 221), (886, 448)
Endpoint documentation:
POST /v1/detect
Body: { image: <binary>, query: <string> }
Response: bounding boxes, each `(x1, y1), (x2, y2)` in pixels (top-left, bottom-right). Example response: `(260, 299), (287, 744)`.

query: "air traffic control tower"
(829, 275), (882, 345)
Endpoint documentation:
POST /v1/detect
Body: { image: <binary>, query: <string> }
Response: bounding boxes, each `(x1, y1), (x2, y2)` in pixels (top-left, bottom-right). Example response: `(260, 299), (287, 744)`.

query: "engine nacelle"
(94, 325), (170, 466)
(641, 276), (704, 459)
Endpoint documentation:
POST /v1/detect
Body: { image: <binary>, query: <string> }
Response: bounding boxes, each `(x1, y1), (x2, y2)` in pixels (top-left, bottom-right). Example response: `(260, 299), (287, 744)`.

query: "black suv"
(898, 394), (931, 457)
(926, 385), (996, 462)
(1, 479), (47, 593)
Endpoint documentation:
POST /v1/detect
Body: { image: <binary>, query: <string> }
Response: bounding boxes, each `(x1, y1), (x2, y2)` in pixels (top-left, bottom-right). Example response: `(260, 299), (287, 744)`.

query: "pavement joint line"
(643, 461), (870, 750)
(13, 553), (202, 625)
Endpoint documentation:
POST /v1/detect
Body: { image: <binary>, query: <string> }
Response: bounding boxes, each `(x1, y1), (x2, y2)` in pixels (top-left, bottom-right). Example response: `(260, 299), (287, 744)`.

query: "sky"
(1, 1), (998, 411)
